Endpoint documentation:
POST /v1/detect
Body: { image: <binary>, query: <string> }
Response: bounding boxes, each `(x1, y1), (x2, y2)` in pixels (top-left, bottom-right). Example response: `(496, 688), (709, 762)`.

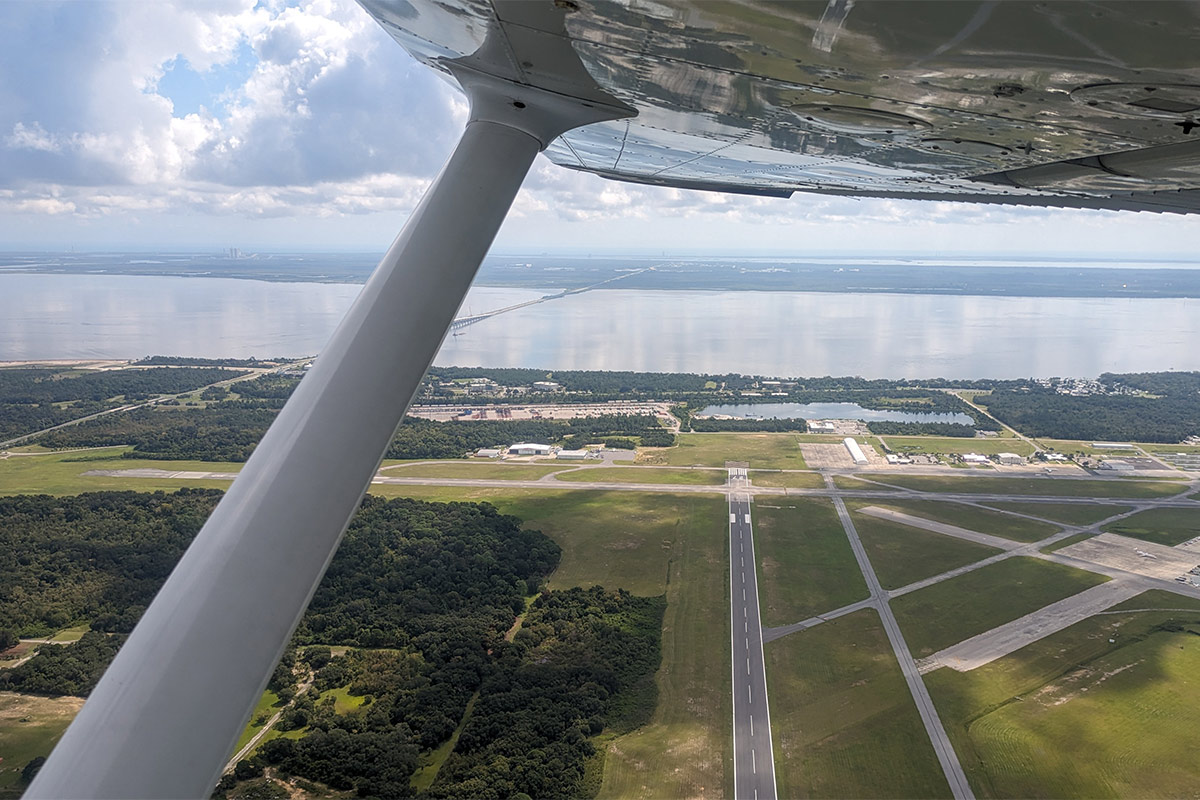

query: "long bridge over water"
(449, 266), (655, 331)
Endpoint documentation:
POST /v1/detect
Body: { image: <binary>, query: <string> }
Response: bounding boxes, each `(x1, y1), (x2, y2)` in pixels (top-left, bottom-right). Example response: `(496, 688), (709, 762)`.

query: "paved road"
(832, 497), (976, 800)
(728, 472), (777, 800)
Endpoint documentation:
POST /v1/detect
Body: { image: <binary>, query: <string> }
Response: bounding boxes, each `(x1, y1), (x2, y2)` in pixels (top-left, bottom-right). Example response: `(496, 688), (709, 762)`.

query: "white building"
(474, 448), (501, 458)
(509, 443), (552, 456)
(885, 454), (913, 465)
(962, 453), (990, 464)
(556, 449), (589, 460)
(532, 381), (562, 392)
(997, 452), (1024, 465)
(808, 420), (836, 433)
(1093, 442), (1135, 450)
(843, 438), (869, 465)
(1045, 453), (1068, 462)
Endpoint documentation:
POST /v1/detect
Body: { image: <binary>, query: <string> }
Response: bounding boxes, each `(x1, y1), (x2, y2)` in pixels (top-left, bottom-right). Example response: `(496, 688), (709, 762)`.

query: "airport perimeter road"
(833, 497), (976, 800)
(729, 485), (777, 800)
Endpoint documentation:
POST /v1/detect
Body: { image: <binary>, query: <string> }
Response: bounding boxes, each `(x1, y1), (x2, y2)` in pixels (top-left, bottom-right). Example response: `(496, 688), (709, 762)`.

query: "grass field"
(853, 498), (1059, 543)
(1101, 507), (1200, 546)
(746, 470), (826, 489)
(860, 474), (1188, 499)
(379, 461), (568, 480)
(0, 692), (84, 794)
(980, 501), (1135, 526)
(891, 557), (1109, 658)
(1139, 442), (1200, 455)
(833, 475), (900, 491)
(752, 500), (868, 626)
(765, 610), (951, 799)
(926, 591), (1200, 798)
(879, 436), (1035, 457)
(233, 689), (283, 753)
(640, 433), (806, 470)
(553, 466), (727, 486)
(848, 507), (1003, 590)
(0, 447), (239, 495)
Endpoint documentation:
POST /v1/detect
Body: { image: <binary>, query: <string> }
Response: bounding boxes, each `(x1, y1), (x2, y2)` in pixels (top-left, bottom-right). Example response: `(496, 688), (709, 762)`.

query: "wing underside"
(361, 0), (1200, 213)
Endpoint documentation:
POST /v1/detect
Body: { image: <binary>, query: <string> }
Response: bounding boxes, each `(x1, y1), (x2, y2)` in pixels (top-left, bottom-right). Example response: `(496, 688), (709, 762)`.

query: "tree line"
(0, 366), (248, 441)
(979, 381), (1200, 442)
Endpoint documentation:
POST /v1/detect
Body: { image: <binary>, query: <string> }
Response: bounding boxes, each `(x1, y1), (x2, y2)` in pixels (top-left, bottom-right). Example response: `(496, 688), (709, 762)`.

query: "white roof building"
(509, 443), (552, 456)
(474, 448), (502, 458)
(843, 437), (868, 465)
(997, 452), (1023, 465)
(556, 449), (589, 460)
(962, 453), (990, 464)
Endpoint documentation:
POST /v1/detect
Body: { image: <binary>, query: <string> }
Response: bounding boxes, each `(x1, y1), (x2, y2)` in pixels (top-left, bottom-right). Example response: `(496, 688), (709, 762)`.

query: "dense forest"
(0, 632), (124, 696)
(690, 417), (806, 432)
(37, 405), (280, 461)
(866, 421), (977, 437)
(36, 407), (674, 460)
(0, 491), (663, 798)
(258, 588), (664, 799)
(979, 372), (1200, 442)
(0, 489), (222, 637)
(0, 366), (247, 441)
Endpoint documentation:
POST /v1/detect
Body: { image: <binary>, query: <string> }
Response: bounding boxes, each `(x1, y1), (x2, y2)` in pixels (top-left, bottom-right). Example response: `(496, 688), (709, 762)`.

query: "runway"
(728, 466), (777, 800)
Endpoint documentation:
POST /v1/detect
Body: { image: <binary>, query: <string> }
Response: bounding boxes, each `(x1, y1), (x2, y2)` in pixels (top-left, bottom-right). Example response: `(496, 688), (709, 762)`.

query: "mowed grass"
(926, 591), (1200, 798)
(891, 557), (1109, 658)
(233, 689), (282, 753)
(753, 500), (867, 626)
(855, 498), (1058, 543)
(378, 461), (568, 480)
(834, 474), (900, 491)
(847, 506), (1003, 590)
(766, 610), (951, 799)
(0, 447), (239, 495)
(880, 436), (1035, 456)
(641, 433), (806, 470)
(553, 466), (727, 486)
(0, 692), (84, 793)
(861, 474), (1187, 499)
(980, 501), (1135, 526)
(746, 470), (825, 489)
(1101, 507), (1200, 546)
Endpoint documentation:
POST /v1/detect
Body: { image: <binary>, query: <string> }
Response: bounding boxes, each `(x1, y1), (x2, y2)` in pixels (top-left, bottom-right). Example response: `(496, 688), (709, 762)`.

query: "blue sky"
(1, 0), (1199, 259)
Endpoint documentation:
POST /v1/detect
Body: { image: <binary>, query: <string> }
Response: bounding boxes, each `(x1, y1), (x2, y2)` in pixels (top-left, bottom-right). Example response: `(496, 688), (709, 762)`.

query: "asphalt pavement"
(728, 468), (777, 800)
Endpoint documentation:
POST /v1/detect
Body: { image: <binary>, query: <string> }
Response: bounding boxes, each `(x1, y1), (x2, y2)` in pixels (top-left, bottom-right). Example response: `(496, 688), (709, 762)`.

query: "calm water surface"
(698, 402), (974, 424)
(2, 274), (1197, 379)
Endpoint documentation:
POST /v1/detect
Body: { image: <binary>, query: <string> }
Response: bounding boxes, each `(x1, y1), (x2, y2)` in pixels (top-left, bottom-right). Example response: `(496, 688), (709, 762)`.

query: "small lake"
(698, 402), (975, 424)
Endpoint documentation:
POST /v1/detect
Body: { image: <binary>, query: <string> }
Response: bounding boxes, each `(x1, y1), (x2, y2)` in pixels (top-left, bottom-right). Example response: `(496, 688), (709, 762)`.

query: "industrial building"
(808, 421), (836, 434)
(556, 449), (589, 460)
(997, 453), (1024, 466)
(532, 381), (562, 392)
(843, 438), (869, 465)
(962, 453), (990, 464)
(509, 443), (552, 456)
(1093, 442), (1136, 450)
(473, 448), (501, 458)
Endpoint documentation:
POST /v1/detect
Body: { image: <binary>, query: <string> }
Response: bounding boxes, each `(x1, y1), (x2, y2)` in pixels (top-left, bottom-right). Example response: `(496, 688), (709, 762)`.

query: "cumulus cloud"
(0, 0), (459, 218)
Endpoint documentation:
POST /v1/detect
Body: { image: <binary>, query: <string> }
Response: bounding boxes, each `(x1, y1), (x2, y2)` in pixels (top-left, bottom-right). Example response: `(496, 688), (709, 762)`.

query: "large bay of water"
(2, 274), (1198, 378)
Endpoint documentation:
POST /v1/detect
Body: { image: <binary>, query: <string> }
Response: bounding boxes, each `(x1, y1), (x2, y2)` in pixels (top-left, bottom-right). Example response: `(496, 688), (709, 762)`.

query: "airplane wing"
(361, 0), (1200, 213)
